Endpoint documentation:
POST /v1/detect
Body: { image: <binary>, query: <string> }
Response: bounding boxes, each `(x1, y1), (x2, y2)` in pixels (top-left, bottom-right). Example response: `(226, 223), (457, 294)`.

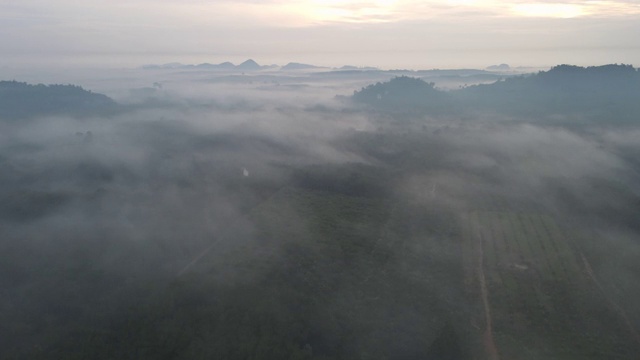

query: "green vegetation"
(3, 67), (640, 359)
(32, 184), (470, 360)
(463, 211), (639, 359)
(352, 64), (640, 125)
(0, 81), (118, 119)
(352, 76), (450, 113)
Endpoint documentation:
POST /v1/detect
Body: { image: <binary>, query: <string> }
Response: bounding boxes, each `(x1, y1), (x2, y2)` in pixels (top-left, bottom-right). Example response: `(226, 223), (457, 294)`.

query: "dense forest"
(0, 81), (118, 119)
(352, 64), (640, 124)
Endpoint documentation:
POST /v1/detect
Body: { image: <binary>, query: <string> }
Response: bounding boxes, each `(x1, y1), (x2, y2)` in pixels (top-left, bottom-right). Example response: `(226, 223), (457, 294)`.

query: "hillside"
(0, 81), (118, 120)
(352, 76), (449, 112)
(352, 64), (640, 123)
(457, 64), (640, 120)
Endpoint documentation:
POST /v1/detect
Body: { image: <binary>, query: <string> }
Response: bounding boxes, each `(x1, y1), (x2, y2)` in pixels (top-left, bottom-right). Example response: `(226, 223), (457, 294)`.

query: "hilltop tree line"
(352, 64), (640, 124)
(0, 81), (118, 120)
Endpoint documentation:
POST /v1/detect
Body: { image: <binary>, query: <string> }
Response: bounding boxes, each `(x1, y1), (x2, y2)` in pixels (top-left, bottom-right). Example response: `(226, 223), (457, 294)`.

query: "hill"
(352, 76), (449, 112)
(281, 62), (322, 71)
(0, 81), (118, 120)
(351, 64), (640, 123)
(458, 64), (640, 120)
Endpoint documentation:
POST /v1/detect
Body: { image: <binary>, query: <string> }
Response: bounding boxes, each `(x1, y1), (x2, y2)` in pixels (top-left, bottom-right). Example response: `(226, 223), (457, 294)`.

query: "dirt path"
(581, 253), (640, 346)
(477, 230), (500, 360)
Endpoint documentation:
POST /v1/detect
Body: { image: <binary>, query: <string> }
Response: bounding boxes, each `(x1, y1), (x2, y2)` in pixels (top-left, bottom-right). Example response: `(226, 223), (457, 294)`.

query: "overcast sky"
(1, 0), (639, 69)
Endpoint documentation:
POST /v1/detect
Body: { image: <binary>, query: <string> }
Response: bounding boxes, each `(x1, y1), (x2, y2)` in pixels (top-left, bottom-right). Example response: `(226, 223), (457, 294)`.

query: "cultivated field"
(462, 210), (640, 360)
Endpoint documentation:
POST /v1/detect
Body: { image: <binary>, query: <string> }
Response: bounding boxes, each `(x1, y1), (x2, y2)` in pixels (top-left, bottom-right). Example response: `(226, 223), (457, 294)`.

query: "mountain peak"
(237, 59), (261, 70)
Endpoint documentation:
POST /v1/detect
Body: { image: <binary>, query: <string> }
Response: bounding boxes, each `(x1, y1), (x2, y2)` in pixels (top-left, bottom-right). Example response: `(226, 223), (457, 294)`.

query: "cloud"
(509, 1), (640, 18)
(3, 0), (639, 30)
(1, 0), (639, 69)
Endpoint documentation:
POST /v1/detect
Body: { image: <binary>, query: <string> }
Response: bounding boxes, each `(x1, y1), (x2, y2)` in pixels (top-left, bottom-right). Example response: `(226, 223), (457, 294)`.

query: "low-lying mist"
(1, 66), (640, 359)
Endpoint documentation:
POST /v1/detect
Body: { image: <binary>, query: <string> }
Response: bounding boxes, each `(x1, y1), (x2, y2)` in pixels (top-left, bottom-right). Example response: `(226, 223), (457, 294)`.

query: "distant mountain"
(340, 65), (378, 71)
(0, 81), (118, 120)
(141, 62), (185, 69)
(143, 61), (379, 72)
(216, 61), (236, 70)
(143, 60), (265, 71)
(487, 64), (511, 71)
(190, 62), (237, 70)
(236, 59), (261, 71)
(412, 69), (494, 76)
(281, 62), (322, 71)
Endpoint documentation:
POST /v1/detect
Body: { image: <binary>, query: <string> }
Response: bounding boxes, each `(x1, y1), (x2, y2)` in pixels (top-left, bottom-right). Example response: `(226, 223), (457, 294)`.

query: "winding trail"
(477, 228), (500, 360)
(581, 253), (640, 346)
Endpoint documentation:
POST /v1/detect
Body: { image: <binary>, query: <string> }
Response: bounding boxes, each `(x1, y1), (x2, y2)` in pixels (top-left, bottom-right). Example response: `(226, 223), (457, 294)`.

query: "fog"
(1, 65), (640, 359)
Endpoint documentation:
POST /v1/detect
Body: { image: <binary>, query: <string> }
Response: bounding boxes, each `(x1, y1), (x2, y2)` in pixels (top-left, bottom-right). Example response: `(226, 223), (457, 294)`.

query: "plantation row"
(461, 210), (639, 360)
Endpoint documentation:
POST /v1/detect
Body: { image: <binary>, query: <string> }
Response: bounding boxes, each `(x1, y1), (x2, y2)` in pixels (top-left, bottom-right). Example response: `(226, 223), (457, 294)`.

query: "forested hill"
(352, 64), (640, 122)
(351, 76), (449, 112)
(457, 64), (640, 119)
(0, 81), (118, 120)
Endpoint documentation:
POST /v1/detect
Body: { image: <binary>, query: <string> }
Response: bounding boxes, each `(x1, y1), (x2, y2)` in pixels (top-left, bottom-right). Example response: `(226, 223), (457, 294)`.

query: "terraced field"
(462, 211), (640, 360)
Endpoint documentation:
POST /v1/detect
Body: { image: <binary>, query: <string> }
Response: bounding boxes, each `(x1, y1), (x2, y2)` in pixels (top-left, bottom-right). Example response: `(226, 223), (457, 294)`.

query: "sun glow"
(511, 3), (587, 18)
(302, 0), (400, 24)
(256, 0), (640, 27)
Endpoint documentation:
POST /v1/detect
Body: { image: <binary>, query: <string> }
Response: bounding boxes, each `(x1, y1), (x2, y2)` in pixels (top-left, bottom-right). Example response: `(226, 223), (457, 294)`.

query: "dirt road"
(478, 231), (500, 360)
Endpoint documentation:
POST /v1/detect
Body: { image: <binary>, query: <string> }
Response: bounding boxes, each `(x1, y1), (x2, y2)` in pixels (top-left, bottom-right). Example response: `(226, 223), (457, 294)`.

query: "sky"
(1, 0), (639, 69)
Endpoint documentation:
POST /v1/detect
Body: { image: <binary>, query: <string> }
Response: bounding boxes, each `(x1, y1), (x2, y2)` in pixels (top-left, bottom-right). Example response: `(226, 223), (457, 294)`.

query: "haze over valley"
(1, 60), (640, 359)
